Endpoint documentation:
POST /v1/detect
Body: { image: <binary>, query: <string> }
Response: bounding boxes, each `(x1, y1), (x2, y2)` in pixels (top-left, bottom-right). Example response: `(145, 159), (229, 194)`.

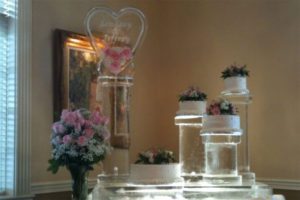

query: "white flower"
(220, 101), (229, 110)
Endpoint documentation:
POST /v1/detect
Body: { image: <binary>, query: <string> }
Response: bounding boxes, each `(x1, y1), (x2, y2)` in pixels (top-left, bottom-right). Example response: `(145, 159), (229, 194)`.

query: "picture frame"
(53, 29), (99, 121)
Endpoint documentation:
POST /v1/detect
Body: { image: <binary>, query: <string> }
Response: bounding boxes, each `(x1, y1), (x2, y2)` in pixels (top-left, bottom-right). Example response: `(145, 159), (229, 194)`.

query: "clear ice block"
(97, 76), (133, 175)
(175, 115), (204, 180)
(201, 133), (242, 185)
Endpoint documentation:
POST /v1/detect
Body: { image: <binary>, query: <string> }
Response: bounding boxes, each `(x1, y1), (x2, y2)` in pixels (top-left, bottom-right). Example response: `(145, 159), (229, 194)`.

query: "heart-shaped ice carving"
(84, 7), (147, 75)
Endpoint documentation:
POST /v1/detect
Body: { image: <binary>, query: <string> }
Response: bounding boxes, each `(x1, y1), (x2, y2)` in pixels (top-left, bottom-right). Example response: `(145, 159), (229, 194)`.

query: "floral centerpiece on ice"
(207, 99), (237, 115)
(221, 64), (249, 79)
(177, 86), (207, 115)
(48, 108), (110, 200)
(221, 64), (250, 94)
(178, 86), (207, 102)
(130, 149), (180, 184)
(202, 99), (240, 133)
(135, 148), (176, 164)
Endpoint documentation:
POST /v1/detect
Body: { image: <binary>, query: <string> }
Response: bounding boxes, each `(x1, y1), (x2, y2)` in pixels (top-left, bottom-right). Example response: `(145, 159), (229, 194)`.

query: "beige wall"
(32, 0), (300, 187)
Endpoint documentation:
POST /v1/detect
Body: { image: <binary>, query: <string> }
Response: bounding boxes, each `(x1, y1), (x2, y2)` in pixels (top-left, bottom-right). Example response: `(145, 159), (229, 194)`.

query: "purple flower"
(52, 122), (65, 134)
(62, 135), (72, 144)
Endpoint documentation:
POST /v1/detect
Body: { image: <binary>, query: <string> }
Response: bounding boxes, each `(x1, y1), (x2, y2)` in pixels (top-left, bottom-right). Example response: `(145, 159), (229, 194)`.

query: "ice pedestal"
(175, 115), (204, 180)
(97, 76), (133, 175)
(221, 93), (255, 183)
(201, 133), (242, 185)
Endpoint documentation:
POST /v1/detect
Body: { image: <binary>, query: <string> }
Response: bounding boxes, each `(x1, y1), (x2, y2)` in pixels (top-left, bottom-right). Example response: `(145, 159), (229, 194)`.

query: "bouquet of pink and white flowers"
(48, 108), (111, 173)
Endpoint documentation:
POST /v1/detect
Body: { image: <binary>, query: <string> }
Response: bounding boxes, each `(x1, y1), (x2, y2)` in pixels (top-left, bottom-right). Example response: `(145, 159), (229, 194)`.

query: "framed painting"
(53, 29), (100, 120)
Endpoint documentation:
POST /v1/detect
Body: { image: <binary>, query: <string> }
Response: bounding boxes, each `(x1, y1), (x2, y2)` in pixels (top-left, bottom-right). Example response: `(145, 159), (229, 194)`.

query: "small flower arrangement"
(178, 86), (207, 102)
(48, 108), (111, 174)
(221, 64), (249, 79)
(135, 149), (176, 164)
(207, 99), (237, 115)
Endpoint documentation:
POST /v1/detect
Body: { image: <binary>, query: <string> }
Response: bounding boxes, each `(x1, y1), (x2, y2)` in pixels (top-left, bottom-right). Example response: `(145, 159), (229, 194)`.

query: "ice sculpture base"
(202, 174), (242, 185)
(91, 175), (272, 200)
(241, 171), (256, 184)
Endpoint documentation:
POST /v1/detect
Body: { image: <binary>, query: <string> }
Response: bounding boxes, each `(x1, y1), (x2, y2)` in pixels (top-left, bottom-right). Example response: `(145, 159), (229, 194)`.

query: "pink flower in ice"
(77, 136), (88, 147)
(121, 47), (132, 59)
(63, 135), (72, 144)
(103, 46), (133, 75)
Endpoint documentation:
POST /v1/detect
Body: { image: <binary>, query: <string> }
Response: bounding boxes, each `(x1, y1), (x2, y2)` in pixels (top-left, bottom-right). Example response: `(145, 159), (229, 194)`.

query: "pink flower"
(52, 122), (65, 134)
(77, 136), (88, 146)
(84, 120), (92, 128)
(84, 128), (95, 139)
(121, 47), (132, 59)
(63, 135), (72, 144)
(61, 110), (76, 125)
(210, 105), (221, 115)
(91, 111), (109, 125)
(61, 110), (85, 131)
(103, 46), (133, 75)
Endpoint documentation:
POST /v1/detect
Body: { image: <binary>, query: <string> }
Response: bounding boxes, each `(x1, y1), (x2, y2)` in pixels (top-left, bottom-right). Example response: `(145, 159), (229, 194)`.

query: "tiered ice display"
(84, 7), (274, 200)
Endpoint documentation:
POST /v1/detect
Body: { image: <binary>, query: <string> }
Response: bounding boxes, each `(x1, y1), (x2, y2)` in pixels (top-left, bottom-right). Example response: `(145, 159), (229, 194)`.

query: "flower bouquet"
(221, 64), (250, 94)
(177, 86), (207, 115)
(48, 108), (110, 200)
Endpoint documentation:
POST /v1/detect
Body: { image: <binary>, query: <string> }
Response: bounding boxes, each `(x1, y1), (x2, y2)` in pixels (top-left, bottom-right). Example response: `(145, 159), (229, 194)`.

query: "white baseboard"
(31, 178), (97, 194)
(31, 178), (300, 195)
(257, 178), (300, 191)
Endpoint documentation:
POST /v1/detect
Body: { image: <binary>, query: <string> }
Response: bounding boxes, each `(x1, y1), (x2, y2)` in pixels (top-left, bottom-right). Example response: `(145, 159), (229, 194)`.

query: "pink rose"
(84, 128), (95, 139)
(121, 47), (132, 59)
(210, 105), (221, 115)
(61, 110), (76, 125)
(63, 135), (72, 144)
(91, 111), (109, 125)
(77, 136), (87, 147)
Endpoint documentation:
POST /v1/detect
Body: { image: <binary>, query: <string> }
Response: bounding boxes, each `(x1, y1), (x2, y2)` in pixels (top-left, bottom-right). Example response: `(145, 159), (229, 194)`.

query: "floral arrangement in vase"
(221, 64), (249, 79)
(221, 64), (250, 94)
(178, 86), (207, 102)
(134, 148), (176, 164)
(177, 86), (207, 115)
(48, 108), (110, 200)
(207, 99), (237, 115)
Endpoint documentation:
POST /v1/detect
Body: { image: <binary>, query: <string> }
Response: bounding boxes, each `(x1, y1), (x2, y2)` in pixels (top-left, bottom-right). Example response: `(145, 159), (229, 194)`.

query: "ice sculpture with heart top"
(84, 7), (147, 175)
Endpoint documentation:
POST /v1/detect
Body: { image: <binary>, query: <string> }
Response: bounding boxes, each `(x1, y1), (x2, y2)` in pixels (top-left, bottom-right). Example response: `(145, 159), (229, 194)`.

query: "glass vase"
(68, 165), (88, 200)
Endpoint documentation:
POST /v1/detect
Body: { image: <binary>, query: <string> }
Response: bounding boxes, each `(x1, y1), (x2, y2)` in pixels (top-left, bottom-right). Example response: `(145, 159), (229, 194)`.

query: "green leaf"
(47, 159), (60, 174)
